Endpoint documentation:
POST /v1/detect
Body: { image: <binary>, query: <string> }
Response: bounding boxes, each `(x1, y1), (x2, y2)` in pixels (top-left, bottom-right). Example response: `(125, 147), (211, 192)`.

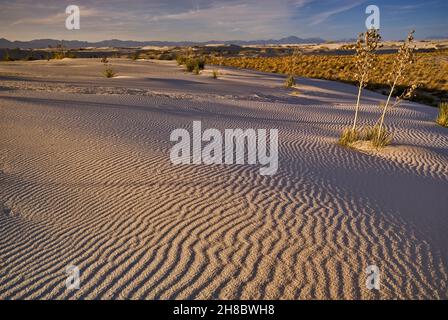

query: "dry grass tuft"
(436, 102), (448, 127)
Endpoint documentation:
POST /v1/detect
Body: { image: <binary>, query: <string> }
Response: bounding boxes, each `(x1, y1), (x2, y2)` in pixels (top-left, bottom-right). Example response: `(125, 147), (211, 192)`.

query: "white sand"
(0, 59), (447, 299)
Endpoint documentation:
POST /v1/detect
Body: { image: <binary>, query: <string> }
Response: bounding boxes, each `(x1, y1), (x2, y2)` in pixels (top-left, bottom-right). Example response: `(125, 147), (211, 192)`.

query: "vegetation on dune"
(374, 31), (418, 146)
(285, 74), (296, 88)
(351, 29), (381, 133)
(207, 46), (447, 107)
(102, 57), (116, 78)
(437, 102), (448, 127)
(103, 67), (116, 78)
(285, 47), (301, 88)
(185, 57), (205, 73)
(335, 30), (418, 149)
(212, 69), (219, 79)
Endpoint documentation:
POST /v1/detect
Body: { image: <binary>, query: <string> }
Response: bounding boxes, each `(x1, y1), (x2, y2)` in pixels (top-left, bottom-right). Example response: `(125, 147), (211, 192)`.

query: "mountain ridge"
(0, 36), (327, 49)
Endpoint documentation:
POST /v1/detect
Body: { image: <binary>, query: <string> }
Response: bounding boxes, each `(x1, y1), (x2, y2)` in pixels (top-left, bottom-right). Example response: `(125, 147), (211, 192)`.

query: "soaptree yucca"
(376, 30), (417, 143)
(352, 29), (381, 131)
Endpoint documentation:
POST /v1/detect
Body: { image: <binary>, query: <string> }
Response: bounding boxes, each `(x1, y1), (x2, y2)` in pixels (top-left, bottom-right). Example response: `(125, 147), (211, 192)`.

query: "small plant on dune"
(103, 67), (116, 78)
(285, 74), (296, 88)
(375, 30), (418, 145)
(436, 102), (448, 127)
(102, 58), (116, 78)
(212, 69), (219, 79)
(285, 47), (301, 88)
(52, 41), (67, 59)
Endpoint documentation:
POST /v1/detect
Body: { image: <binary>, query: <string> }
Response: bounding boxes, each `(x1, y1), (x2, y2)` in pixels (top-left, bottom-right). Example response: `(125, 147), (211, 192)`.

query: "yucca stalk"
(376, 30), (416, 141)
(352, 29), (381, 132)
(285, 47), (301, 87)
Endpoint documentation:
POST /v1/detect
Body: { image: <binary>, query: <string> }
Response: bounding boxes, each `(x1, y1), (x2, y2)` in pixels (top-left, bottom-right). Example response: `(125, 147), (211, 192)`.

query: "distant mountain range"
(0, 36), (326, 49)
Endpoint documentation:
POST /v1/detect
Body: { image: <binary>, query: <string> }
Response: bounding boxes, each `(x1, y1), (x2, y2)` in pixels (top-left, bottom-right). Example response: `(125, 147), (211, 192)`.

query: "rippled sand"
(0, 59), (447, 299)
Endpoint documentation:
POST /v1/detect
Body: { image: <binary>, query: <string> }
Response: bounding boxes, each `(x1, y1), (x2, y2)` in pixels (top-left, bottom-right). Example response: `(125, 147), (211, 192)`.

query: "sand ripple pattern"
(0, 62), (447, 299)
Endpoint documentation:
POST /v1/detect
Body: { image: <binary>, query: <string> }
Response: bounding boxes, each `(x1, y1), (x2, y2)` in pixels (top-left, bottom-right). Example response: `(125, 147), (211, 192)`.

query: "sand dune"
(0, 59), (447, 299)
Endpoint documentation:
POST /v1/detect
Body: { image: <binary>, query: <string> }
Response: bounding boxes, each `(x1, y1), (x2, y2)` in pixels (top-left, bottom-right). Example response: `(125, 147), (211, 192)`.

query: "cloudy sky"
(1, 0), (447, 41)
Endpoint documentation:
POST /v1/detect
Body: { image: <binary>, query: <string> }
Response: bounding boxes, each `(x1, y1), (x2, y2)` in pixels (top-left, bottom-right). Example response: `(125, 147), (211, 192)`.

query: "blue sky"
(1, 0), (447, 41)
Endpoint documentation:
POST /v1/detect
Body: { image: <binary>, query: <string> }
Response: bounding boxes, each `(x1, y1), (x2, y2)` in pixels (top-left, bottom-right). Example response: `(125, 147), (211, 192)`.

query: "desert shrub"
(185, 57), (205, 72)
(101, 56), (109, 64)
(52, 52), (65, 60)
(103, 67), (116, 78)
(212, 69), (219, 79)
(176, 55), (187, 65)
(436, 102), (448, 127)
(285, 74), (296, 87)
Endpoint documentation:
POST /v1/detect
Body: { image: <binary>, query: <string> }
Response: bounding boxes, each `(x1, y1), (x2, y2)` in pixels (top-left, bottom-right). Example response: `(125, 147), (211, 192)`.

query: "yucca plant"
(437, 102), (448, 127)
(376, 30), (417, 144)
(285, 47), (301, 88)
(351, 29), (381, 132)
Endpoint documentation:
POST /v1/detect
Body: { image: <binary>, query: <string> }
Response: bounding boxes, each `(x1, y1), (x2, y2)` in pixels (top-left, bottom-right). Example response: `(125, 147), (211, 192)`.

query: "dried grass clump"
(436, 102), (448, 127)
(339, 128), (360, 147)
(371, 127), (394, 148)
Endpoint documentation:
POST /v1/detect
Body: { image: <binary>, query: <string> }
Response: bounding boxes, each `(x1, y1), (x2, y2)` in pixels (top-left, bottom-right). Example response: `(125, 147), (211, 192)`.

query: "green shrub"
(212, 69), (219, 79)
(436, 102), (448, 127)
